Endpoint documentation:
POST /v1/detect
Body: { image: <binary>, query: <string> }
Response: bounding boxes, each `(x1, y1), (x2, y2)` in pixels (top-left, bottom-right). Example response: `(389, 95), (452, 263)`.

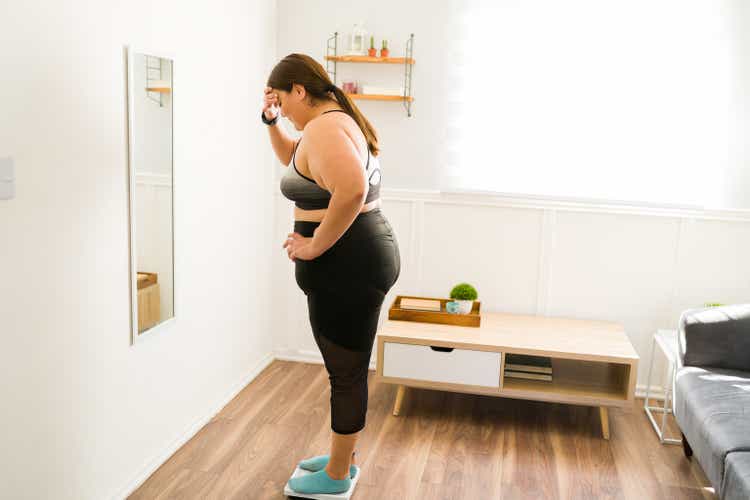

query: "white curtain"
(439, 0), (746, 208)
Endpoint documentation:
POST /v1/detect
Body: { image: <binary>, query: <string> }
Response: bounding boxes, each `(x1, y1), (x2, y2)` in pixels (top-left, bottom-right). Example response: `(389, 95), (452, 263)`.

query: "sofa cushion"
(678, 304), (750, 372)
(722, 452), (750, 500)
(673, 366), (750, 493)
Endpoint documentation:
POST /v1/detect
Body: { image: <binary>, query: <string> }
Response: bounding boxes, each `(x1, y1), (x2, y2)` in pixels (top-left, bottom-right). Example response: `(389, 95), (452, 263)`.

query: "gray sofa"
(673, 304), (750, 500)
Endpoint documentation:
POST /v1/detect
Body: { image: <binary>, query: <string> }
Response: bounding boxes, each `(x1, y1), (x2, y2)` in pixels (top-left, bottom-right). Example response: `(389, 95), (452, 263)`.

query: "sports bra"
(279, 109), (381, 210)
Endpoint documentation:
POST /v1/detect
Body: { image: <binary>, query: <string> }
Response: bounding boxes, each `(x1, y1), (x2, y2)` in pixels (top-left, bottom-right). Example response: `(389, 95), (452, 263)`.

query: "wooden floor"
(130, 360), (714, 500)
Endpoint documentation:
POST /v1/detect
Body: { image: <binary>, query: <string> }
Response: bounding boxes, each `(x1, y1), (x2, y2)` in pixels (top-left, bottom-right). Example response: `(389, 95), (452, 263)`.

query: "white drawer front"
(383, 342), (501, 388)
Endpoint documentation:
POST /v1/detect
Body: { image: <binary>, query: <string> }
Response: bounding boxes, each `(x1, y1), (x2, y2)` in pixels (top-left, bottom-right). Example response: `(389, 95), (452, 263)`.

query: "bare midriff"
(293, 197), (382, 223)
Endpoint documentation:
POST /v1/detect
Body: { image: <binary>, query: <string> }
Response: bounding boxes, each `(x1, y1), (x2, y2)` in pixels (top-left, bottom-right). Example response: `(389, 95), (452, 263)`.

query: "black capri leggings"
(294, 208), (400, 434)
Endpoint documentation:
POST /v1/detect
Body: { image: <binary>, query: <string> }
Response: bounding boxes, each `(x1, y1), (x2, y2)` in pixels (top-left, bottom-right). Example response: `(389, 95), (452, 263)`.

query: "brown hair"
(267, 53), (380, 156)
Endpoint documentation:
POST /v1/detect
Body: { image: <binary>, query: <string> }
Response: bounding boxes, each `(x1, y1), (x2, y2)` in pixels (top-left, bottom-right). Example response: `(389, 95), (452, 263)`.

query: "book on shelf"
(504, 370), (553, 382)
(504, 353), (553, 374)
(399, 298), (442, 312)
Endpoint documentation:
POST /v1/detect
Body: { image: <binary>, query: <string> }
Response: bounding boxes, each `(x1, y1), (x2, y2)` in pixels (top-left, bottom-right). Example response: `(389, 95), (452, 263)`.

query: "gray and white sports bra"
(279, 109), (381, 210)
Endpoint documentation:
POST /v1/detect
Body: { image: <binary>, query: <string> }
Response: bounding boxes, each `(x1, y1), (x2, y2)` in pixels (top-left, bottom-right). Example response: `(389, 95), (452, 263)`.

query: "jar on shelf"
(348, 23), (367, 55)
(342, 80), (358, 94)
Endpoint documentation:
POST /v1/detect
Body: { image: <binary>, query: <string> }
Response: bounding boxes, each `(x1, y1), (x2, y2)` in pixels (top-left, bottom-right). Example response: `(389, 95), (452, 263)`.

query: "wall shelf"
(145, 57), (168, 107)
(325, 55), (415, 65)
(347, 93), (414, 102)
(146, 87), (171, 93)
(326, 32), (415, 117)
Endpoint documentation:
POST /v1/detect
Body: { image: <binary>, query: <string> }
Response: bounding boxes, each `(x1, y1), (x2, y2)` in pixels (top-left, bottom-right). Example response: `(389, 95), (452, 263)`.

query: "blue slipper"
(298, 455), (357, 478)
(287, 468), (352, 495)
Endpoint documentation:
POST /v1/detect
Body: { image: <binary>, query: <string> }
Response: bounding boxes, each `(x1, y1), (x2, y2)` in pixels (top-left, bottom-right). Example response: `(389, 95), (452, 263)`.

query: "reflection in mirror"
(126, 48), (174, 342)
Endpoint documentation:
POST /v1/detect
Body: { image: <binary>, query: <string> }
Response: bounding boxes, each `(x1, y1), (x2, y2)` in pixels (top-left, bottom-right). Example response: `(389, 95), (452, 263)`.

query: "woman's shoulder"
(302, 116), (342, 144)
(305, 109), (352, 131)
(305, 111), (363, 148)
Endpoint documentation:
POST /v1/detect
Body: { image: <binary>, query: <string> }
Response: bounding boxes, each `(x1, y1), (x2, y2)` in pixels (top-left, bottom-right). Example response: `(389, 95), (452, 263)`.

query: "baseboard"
(113, 351), (276, 500)
(636, 384), (667, 401)
(273, 348), (326, 365)
(274, 347), (377, 371)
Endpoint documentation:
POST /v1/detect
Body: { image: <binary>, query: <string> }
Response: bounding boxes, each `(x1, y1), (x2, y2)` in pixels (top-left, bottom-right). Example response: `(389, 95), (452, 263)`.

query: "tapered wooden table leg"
(600, 406), (610, 440)
(393, 385), (406, 416)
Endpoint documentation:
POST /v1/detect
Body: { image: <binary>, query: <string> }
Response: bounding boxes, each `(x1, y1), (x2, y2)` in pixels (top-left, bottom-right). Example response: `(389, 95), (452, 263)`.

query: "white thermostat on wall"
(0, 157), (15, 200)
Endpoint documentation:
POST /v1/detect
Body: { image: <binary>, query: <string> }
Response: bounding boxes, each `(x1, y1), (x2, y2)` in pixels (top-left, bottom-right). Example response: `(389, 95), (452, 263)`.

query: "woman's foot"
(298, 454), (357, 478)
(288, 468), (352, 494)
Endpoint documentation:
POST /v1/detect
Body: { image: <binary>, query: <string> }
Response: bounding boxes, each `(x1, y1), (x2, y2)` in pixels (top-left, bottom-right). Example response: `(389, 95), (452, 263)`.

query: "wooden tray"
(388, 295), (481, 327)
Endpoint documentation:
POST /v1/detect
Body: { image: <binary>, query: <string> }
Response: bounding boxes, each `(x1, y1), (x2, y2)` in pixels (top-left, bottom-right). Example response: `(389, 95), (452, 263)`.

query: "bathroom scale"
(284, 465), (360, 499)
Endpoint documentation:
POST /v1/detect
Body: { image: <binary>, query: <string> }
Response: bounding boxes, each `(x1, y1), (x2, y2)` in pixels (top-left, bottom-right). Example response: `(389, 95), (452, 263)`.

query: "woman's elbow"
(355, 188), (368, 204)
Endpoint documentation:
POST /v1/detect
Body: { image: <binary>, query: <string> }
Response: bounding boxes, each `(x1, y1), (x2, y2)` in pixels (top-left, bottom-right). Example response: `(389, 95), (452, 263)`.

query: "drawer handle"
(430, 346), (454, 353)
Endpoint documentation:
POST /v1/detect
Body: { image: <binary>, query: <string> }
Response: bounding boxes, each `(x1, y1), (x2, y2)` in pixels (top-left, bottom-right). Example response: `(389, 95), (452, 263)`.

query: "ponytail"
(267, 53), (380, 156)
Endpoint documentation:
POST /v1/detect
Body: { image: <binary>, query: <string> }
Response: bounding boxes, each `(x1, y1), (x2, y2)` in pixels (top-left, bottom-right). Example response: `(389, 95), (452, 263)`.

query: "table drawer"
(382, 342), (501, 388)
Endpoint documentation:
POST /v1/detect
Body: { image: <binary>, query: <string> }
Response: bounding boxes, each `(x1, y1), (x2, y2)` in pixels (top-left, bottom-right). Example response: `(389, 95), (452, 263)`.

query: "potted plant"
(380, 39), (389, 58)
(449, 283), (478, 314)
(368, 36), (377, 57)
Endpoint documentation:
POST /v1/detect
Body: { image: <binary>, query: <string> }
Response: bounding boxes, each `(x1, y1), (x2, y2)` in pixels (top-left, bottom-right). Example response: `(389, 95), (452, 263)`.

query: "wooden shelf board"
(347, 93), (414, 102)
(325, 55), (415, 65)
(146, 87), (171, 93)
(500, 377), (628, 406)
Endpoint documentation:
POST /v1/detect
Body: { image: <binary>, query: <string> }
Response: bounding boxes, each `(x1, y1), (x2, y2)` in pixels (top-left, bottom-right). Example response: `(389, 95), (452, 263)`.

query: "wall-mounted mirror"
(126, 47), (175, 344)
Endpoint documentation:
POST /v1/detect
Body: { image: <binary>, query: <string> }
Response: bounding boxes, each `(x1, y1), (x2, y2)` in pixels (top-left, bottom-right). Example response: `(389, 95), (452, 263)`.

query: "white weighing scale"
(284, 465), (361, 499)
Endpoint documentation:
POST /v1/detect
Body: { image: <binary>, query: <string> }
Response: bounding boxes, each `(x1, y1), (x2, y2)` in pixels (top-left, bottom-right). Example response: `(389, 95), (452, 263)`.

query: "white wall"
(727, 0), (750, 209)
(0, 1), (277, 499)
(273, 0), (750, 397)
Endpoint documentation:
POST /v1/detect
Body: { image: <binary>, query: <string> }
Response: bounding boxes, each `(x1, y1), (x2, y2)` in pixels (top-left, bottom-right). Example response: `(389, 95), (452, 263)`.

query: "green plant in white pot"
(449, 283), (478, 314)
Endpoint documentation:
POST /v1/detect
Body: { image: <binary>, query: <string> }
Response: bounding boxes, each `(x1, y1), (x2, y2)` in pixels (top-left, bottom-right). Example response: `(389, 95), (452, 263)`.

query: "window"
(440, 0), (744, 209)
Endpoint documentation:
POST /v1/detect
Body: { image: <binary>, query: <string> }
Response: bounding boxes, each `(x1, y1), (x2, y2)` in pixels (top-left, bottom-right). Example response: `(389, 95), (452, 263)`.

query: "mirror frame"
(125, 45), (177, 345)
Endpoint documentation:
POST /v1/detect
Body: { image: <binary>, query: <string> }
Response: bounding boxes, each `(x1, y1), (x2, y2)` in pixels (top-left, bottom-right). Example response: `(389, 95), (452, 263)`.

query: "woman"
(263, 53), (401, 495)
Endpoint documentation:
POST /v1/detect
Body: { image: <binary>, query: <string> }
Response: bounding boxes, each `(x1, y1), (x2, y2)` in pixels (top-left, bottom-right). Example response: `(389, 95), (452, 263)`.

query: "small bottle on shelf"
(349, 23), (367, 55)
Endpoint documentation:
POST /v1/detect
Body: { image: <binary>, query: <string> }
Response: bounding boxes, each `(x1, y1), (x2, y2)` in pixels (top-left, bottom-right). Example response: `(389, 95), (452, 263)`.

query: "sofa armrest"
(678, 304), (750, 371)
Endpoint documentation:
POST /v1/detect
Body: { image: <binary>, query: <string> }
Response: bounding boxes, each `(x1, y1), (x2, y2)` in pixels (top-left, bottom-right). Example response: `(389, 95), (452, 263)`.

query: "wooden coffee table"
(375, 311), (639, 439)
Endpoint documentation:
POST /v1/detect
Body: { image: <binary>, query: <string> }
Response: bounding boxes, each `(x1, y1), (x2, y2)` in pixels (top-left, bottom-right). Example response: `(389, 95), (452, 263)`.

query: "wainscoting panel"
(672, 218), (750, 317)
(421, 202), (544, 314)
(272, 186), (750, 394)
(546, 211), (682, 382)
